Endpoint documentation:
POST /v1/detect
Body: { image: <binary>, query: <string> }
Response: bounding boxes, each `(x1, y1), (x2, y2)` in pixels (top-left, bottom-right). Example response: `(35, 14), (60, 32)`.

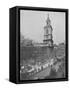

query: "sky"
(20, 10), (65, 44)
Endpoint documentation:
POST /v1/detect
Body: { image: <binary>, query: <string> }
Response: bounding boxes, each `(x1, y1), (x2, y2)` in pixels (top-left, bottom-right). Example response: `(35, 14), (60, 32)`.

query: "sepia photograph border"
(10, 6), (68, 84)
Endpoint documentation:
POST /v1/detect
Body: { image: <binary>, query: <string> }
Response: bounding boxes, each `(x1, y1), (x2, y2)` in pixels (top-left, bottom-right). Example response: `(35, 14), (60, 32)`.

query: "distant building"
(43, 14), (53, 47)
(33, 14), (53, 47)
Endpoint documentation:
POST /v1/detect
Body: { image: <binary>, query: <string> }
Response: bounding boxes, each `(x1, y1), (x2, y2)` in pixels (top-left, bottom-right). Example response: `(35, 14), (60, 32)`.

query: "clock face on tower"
(48, 27), (52, 35)
(45, 27), (52, 35)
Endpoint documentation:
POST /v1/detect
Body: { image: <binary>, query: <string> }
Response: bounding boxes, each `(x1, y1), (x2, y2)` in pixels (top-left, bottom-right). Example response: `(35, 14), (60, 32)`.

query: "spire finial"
(46, 13), (51, 25)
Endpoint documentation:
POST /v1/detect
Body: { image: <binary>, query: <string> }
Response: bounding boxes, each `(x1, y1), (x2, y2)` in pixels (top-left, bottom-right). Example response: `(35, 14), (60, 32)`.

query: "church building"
(43, 14), (53, 47)
(34, 14), (53, 48)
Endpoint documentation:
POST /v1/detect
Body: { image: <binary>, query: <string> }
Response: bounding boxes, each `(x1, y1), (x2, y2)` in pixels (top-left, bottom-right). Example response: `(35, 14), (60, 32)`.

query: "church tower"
(43, 14), (53, 47)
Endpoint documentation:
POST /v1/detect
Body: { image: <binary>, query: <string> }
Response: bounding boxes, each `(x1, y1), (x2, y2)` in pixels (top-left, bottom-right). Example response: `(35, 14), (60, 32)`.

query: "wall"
(0, 0), (70, 90)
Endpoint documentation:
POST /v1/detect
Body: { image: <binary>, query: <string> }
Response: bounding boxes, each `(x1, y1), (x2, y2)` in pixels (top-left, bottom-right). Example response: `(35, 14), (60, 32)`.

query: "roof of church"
(46, 14), (51, 24)
(44, 14), (53, 30)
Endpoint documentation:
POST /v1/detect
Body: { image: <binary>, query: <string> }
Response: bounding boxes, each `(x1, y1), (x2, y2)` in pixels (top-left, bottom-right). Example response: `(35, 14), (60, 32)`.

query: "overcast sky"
(20, 10), (65, 44)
